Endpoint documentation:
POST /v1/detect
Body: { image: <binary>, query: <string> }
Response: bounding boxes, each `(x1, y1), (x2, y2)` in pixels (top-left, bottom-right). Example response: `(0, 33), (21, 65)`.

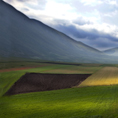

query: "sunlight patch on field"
(79, 67), (118, 87)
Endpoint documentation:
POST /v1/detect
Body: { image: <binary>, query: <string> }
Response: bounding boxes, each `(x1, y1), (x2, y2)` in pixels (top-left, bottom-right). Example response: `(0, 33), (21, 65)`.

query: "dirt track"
(5, 73), (90, 95)
(0, 65), (45, 72)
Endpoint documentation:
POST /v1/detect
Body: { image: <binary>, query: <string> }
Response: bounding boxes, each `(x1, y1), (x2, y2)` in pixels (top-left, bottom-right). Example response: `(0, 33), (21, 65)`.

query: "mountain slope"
(0, 0), (117, 63)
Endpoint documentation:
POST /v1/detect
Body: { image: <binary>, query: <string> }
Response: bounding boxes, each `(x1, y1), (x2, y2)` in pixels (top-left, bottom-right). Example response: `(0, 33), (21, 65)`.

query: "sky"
(3, 0), (118, 51)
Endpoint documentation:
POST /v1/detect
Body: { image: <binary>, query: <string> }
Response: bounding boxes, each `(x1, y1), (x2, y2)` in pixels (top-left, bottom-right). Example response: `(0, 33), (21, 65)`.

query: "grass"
(34, 65), (102, 74)
(1, 85), (118, 118)
(1, 62), (118, 118)
(0, 61), (41, 69)
(0, 61), (68, 70)
(0, 71), (25, 97)
(79, 67), (118, 87)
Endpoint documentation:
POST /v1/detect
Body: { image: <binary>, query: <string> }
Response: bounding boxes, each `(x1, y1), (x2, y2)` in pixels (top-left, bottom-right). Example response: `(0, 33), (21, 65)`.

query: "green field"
(1, 85), (118, 118)
(1, 62), (118, 118)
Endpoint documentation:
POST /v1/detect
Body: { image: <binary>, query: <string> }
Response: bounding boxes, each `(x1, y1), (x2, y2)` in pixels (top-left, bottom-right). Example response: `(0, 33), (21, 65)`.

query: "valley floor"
(0, 62), (118, 118)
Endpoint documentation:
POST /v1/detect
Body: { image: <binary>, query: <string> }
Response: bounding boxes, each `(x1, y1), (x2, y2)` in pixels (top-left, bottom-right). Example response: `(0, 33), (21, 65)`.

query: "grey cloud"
(56, 24), (98, 40)
(52, 20), (118, 50)
(21, 8), (29, 11)
(5, 0), (13, 2)
(74, 17), (93, 26)
(85, 38), (118, 50)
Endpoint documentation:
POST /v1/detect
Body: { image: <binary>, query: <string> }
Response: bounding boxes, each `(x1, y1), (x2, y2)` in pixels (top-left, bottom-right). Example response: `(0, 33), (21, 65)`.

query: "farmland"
(1, 62), (118, 117)
(0, 62), (102, 96)
(5, 73), (90, 95)
(79, 67), (118, 87)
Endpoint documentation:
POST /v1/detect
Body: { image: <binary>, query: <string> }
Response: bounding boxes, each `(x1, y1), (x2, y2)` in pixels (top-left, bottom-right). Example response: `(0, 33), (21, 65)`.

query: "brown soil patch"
(0, 65), (44, 73)
(0, 67), (33, 72)
(5, 73), (91, 95)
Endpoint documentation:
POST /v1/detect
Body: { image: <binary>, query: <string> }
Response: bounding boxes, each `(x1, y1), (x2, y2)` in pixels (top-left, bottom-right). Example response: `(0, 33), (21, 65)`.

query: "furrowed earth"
(5, 73), (90, 95)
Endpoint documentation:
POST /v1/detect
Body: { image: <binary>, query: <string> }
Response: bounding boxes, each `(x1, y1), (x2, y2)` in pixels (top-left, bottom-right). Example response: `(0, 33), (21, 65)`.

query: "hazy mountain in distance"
(103, 48), (118, 57)
(0, 0), (118, 64)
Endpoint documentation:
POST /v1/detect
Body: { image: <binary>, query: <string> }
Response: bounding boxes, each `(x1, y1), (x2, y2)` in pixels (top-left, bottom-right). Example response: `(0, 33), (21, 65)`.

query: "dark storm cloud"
(56, 24), (109, 40)
(86, 38), (118, 49)
(85, 38), (118, 51)
(53, 22), (118, 50)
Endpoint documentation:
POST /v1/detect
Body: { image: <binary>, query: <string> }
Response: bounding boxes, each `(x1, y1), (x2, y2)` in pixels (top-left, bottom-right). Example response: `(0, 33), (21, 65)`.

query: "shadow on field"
(5, 73), (90, 95)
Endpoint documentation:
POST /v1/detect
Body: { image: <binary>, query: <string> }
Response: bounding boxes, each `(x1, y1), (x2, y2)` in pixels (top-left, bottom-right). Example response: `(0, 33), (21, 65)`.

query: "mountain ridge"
(0, 0), (118, 64)
(1, 0), (101, 53)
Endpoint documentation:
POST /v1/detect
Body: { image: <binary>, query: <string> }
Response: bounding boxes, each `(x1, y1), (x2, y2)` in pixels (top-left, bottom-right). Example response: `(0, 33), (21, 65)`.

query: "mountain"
(103, 48), (118, 57)
(0, 0), (118, 64)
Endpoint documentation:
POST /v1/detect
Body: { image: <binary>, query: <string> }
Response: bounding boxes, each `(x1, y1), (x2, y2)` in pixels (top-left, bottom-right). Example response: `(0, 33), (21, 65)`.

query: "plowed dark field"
(5, 73), (90, 95)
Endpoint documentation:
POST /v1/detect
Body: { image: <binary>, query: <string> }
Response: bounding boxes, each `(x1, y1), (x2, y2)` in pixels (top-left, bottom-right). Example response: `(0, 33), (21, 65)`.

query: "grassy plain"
(79, 67), (118, 87)
(1, 85), (118, 118)
(1, 62), (118, 118)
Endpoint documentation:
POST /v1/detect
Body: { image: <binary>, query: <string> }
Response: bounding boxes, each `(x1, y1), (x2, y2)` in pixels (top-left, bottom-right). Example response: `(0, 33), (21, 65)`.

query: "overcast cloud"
(3, 0), (118, 51)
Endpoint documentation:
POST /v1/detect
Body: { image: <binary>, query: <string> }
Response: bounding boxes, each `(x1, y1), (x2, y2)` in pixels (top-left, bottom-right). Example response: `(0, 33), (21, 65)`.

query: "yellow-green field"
(79, 67), (118, 87)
